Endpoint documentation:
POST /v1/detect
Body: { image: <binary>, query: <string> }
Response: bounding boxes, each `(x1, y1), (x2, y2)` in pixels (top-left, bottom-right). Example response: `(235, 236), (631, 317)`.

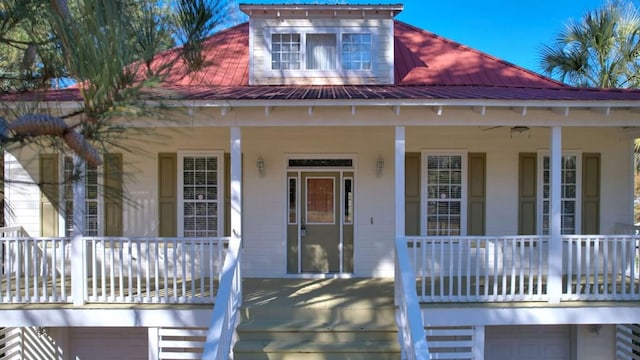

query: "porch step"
(233, 278), (400, 360)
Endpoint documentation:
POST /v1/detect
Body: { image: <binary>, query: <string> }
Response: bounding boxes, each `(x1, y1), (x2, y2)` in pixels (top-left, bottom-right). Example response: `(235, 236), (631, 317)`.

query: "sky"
(240, 0), (616, 75)
(393, 0), (606, 74)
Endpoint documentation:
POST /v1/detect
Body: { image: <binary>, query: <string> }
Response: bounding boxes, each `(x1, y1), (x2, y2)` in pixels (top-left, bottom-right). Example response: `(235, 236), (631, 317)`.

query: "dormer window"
(272, 34), (301, 70)
(241, 3), (401, 85)
(270, 31), (373, 72)
(342, 33), (372, 70)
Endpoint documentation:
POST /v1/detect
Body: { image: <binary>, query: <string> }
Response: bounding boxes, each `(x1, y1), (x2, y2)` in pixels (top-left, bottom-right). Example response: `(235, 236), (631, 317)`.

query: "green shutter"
(40, 154), (59, 237)
(468, 153), (486, 235)
(405, 152), (420, 236)
(158, 153), (177, 237)
(103, 153), (123, 236)
(518, 153), (537, 235)
(582, 153), (600, 235)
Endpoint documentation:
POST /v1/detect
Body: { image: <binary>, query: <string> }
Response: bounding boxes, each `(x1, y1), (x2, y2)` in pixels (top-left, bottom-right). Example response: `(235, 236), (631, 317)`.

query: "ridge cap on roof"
(393, 20), (568, 89)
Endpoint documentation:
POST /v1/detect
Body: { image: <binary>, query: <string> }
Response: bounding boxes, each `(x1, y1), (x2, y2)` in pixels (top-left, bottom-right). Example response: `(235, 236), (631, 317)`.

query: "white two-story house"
(2, 3), (640, 359)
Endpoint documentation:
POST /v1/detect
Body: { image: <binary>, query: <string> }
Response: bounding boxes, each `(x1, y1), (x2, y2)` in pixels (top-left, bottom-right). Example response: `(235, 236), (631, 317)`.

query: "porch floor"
(242, 277), (395, 309)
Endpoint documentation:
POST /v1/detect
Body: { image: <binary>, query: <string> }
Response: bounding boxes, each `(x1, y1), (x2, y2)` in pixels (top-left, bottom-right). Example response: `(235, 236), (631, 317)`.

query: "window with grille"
(64, 156), (99, 237)
(541, 154), (580, 235)
(425, 154), (465, 236)
(179, 153), (222, 237)
(271, 33), (301, 70)
(342, 33), (371, 70)
(270, 31), (372, 71)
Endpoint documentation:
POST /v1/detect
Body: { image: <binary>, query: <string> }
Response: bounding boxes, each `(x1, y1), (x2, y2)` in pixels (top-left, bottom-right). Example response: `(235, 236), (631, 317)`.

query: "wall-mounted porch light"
(257, 157), (265, 176)
(376, 157), (384, 177)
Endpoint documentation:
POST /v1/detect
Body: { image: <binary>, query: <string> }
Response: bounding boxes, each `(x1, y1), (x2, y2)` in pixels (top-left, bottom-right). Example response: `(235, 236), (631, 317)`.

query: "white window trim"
(61, 154), (103, 237)
(265, 26), (377, 77)
(536, 150), (582, 235)
(177, 150), (224, 238)
(420, 150), (468, 237)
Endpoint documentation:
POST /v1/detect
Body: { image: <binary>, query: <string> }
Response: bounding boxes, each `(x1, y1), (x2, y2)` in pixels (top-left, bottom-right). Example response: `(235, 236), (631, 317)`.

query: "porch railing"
(1, 235), (229, 304)
(395, 236), (430, 360)
(407, 235), (640, 302)
(407, 236), (549, 302)
(562, 235), (639, 301)
(84, 237), (229, 303)
(202, 234), (243, 360)
(1, 236), (71, 303)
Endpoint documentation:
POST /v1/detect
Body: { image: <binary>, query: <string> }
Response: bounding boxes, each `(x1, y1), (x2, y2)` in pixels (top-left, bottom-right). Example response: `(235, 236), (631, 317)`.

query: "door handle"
(301, 224), (306, 237)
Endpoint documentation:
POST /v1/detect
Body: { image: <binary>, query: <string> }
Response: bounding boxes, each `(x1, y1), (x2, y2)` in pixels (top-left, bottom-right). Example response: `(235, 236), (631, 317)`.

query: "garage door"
(68, 327), (147, 360)
(485, 325), (571, 360)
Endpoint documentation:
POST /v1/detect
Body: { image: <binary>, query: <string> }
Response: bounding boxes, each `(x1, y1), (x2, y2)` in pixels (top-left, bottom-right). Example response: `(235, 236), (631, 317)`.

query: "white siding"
(4, 150), (43, 236)
(249, 18), (395, 85)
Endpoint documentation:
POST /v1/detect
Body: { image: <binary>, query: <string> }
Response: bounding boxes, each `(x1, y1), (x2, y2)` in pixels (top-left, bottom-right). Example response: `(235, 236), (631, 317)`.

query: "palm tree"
(539, 1), (640, 88)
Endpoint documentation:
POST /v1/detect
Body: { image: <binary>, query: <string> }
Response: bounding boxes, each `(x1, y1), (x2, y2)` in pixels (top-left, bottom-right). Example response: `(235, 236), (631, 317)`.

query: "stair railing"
(395, 235), (430, 360)
(202, 233), (242, 360)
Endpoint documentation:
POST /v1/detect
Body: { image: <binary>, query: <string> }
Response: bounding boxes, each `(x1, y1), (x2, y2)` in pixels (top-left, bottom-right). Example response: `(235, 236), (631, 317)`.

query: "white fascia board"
(154, 98), (640, 111)
(0, 308), (213, 328)
(22, 98), (640, 111)
(422, 304), (640, 327)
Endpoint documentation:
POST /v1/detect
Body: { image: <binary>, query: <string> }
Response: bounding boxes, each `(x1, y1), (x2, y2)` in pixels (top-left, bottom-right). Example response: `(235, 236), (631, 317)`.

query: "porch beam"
(548, 126), (562, 304)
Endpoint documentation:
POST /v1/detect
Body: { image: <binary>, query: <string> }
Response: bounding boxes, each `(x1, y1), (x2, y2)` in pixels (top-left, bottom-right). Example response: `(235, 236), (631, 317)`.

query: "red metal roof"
(154, 22), (249, 87)
(6, 20), (640, 103)
(393, 21), (564, 88)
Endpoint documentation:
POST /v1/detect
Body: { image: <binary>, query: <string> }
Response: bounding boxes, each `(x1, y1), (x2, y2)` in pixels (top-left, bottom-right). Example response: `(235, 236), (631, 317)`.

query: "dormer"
(240, 3), (403, 85)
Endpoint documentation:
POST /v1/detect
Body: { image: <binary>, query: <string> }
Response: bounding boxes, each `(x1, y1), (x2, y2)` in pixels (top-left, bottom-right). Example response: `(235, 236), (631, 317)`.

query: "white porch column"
(230, 127), (242, 243)
(548, 126), (563, 303)
(71, 154), (85, 306)
(148, 327), (159, 360)
(473, 326), (485, 360)
(395, 126), (405, 241)
(394, 126), (405, 306)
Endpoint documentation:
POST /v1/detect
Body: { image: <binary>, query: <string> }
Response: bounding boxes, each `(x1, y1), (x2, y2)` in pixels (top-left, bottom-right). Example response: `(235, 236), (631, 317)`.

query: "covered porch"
(1, 234), (639, 306)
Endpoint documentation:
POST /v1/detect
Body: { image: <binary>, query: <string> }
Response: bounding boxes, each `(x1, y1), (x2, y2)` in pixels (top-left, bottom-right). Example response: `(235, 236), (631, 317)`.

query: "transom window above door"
(270, 31), (373, 71)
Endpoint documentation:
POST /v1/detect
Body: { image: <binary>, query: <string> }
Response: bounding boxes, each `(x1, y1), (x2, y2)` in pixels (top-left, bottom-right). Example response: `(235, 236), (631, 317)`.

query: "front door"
(287, 170), (354, 273)
(301, 173), (340, 272)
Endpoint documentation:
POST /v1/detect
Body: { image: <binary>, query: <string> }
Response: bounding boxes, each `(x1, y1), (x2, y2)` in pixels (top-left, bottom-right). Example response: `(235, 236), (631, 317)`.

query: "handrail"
(0, 226), (30, 237)
(202, 234), (243, 360)
(395, 236), (430, 360)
